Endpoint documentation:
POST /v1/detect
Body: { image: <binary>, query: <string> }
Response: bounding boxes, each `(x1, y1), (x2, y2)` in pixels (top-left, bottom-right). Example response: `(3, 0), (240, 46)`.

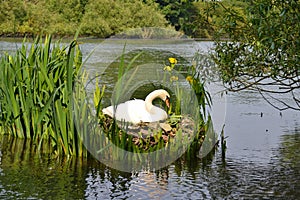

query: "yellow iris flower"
(168, 57), (177, 64)
(164, 66), (172, 71)
(186, 76), (195, 84)
(170, 76), (178, 82)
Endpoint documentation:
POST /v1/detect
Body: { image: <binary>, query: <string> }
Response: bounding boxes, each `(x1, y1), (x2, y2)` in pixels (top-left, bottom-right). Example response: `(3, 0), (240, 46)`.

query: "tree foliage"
(213, 0), (300, 110)
(0, 0), (168, 37)
(81, 0), (168, 37)
(154, 0), (213, 38)
(0, 0), (248, 38)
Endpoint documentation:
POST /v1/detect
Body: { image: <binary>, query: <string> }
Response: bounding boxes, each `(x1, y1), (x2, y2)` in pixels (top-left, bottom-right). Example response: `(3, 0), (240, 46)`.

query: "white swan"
(102, 89), (170, 124)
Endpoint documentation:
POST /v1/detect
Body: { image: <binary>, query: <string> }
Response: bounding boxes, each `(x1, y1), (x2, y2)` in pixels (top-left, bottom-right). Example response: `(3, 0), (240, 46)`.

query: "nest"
(102, 115), (196, 149)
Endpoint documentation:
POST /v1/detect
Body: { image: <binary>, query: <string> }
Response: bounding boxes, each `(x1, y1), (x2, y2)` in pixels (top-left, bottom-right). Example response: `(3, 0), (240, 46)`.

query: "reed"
(0, 35), (91, 156)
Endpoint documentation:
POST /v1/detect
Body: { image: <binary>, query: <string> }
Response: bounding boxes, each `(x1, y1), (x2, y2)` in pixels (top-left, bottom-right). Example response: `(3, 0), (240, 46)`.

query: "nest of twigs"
(102, 114), (196, 150)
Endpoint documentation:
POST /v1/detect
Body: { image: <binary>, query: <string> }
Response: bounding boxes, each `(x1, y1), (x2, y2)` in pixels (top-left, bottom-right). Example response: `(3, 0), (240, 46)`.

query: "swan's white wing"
(118, 100), (149, 124)
(147, 106), (168, 122)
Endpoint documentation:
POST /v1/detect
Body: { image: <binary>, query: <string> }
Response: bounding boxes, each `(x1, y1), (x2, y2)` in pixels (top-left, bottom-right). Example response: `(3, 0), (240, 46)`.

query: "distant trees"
(0, 0), (168, 37)
(0, 0), (26, 35)
(81, 0), (168, 37)
(0, 0), (251, 38)
(153, 0), (247, 38)
(154, 0), (210, 38)
(0, 0), (247, 38)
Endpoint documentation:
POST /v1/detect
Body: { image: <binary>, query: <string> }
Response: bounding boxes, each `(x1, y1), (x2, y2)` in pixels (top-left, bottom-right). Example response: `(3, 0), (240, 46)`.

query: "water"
(0, 39), (299, 199)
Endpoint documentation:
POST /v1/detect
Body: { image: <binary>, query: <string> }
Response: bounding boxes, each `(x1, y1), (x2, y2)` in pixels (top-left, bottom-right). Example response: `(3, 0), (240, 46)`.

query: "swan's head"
(145, 89), (170, 113)
(163, 92), (170, 108)
(153, 89), (170, 108)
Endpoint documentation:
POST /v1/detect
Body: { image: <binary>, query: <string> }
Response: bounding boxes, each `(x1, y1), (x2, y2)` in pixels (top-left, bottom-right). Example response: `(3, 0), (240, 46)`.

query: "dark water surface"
(0, 39), (299, 199)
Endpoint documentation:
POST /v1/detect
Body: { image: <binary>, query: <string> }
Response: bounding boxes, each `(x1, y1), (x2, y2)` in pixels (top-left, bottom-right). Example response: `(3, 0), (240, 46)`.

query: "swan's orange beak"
(165, 96), (170, 108)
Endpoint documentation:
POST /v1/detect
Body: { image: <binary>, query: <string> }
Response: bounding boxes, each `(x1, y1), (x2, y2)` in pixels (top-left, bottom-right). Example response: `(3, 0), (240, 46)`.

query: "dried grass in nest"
(101, 115), (196, 150)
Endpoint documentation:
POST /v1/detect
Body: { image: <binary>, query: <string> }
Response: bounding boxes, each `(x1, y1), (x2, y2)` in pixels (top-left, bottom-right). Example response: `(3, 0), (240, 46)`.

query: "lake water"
(0, 39), (299, 199)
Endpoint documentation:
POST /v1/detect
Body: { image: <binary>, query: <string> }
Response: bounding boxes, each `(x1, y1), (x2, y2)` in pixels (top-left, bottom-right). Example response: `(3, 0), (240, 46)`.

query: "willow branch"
(258, 89), (300, 111)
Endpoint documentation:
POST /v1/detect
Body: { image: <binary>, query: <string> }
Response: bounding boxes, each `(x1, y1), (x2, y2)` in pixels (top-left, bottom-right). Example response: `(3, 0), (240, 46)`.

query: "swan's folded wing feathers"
(102, 97), (168, 124)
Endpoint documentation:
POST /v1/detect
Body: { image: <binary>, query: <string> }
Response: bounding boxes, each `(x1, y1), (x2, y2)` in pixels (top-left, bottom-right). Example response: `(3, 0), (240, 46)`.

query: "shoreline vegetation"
(0, 0), (247, 39)
(0, 35), (217, 160)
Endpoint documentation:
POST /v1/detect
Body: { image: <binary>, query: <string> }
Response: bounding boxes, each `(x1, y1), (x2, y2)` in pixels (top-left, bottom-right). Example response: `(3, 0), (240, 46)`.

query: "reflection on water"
(1, 128), (299, 199)
(225, 91), (300, 164)
(0, 40), (300, 199)
(0, 137), (88, 199)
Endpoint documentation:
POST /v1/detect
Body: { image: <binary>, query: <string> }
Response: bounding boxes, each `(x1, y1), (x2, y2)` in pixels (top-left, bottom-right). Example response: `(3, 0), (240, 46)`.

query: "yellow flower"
(168, 57), (177, 65)
(186, 76), (194, 84)
(164, 66), (172, 71)
(170, 76), (178, 82)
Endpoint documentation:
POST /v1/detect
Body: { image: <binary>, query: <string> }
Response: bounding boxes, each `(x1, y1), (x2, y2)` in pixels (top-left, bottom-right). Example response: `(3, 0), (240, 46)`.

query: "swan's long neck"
(145, 90), (166, 113)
